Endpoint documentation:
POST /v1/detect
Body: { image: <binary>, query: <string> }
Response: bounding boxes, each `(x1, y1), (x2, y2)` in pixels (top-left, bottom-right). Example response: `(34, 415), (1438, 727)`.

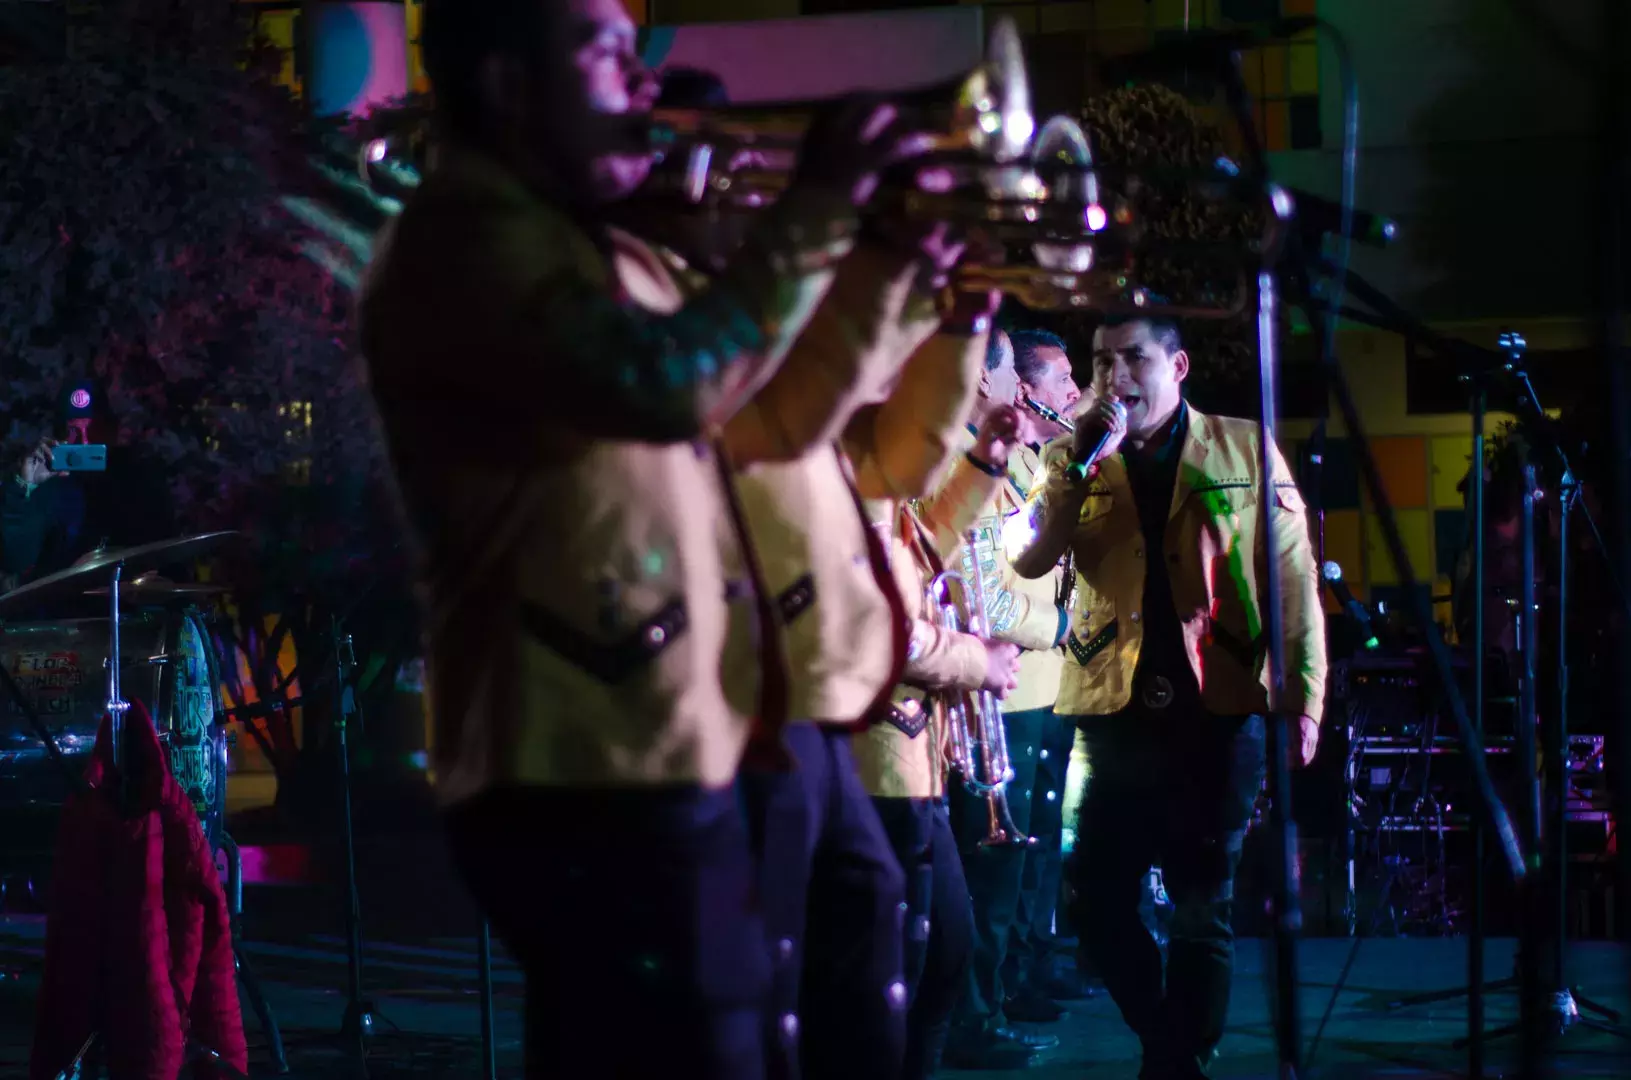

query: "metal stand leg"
(478, 920), (497, 1080)
(221, 833), (290, 1074)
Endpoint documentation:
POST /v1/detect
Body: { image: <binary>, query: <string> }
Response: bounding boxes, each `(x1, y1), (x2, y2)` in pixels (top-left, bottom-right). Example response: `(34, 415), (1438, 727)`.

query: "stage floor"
(4, 926), (1631, 1078)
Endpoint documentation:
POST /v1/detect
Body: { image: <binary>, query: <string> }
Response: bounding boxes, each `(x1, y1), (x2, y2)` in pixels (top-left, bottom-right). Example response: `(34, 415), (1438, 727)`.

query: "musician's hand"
(981, 640), (1022, 698)
(18, 438), (65, 486)
(971, 405), (1025, 470)
(792, 96), (930, 207)
(1297, 715), (1320, 768)
(1071, 394), (1127, 466)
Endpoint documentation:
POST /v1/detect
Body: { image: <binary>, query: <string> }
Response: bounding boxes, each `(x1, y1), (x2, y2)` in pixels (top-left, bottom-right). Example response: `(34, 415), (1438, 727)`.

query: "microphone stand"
(1128, 25), (1526, 1078)
(333, 617), (383, 1072)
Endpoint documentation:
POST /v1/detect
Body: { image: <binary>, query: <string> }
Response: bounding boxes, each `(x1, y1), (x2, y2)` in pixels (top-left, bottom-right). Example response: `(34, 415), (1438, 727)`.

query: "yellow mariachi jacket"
(927, 434), (1073, 715)
(730, 320), (989, 730)
(361, 146), (931, 803)
(852, 462), (1005, 799)
(1027, 407), (1327, 724)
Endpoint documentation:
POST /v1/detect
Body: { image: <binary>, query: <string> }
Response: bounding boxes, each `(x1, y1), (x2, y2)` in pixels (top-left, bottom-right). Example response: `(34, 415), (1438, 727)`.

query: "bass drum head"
(162, 610), (227, 850)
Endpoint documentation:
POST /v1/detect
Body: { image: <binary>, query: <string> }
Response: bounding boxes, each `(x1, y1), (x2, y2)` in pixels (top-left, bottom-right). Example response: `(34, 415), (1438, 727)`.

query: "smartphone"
(51, 444), (108, 472)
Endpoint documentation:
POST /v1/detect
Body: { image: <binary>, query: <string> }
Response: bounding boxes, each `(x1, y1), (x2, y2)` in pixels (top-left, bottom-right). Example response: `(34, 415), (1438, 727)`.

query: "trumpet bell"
(964, 16), (1033, 165)
(1029, 115), (1098, 275)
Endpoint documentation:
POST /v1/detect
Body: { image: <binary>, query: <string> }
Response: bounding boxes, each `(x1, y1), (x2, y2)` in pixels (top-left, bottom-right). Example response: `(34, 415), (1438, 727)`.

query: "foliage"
(0, 0), (413, 794)
(1000, 84), (1273, 413)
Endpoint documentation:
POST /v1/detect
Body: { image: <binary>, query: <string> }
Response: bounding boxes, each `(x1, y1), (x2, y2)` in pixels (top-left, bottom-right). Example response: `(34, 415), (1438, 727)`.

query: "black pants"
(1008, 710), (1077, 988)
(873, 797), (975, 1080)
(948, 706), (1048, 1032)
(740, 724), (908, 1080)
(1068, 711), (1266, 1079)
(444, 785), (770, 1079)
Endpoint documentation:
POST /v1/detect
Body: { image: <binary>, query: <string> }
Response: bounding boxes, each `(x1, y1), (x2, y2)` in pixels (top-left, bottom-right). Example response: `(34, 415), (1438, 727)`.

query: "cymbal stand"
(333, 617), (383, 1070)
(106, 562), (130, 792)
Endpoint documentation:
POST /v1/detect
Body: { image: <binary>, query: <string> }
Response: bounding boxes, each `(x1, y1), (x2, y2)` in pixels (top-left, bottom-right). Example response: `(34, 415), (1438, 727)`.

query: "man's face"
(983, 332), (1020, 408)
(1090, 320), (1188, 440)
(528, 0), (658, 199)
(1018, 345), (1081, 438)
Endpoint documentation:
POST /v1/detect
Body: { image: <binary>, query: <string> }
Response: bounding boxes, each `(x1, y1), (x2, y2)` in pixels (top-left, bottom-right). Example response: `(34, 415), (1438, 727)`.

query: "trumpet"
(927, 538), (1034, 849)
(354, 13), (1270, 317)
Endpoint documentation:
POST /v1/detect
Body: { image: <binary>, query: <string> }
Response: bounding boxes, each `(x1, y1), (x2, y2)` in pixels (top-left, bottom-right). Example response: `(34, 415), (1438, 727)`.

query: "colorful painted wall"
(1273, 317), (1585, 624)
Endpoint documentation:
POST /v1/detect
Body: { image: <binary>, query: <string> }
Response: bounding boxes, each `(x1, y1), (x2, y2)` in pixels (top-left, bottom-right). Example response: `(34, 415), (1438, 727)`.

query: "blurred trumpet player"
(1011, 313), (1326, 1080)
(849, 398), (1029, 1080)
(358, 0), (952, 1074)
(729, 256), (1003, 1080)
(945, 329), (1083, 1069)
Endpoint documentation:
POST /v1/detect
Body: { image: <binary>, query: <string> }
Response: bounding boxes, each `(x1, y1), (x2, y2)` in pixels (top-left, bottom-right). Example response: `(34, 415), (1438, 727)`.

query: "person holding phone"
(0, 436), (81, 591)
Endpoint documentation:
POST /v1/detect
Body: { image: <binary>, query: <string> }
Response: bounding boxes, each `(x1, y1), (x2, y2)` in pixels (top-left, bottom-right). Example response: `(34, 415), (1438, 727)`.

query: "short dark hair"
(421, 0), (554, 137)
(1009, 329), (1069, 386)
(658, 67), (729, 108)
(1098, 313), (1184, 355)
(984, 329), (1011, 372)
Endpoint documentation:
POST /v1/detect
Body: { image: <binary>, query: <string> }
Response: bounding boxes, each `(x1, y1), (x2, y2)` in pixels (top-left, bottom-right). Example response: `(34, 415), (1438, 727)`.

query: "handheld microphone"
(1102, 17), (1319, 84)
(1322, 561), (1379, 650)
(1063, 400), (1126, 483)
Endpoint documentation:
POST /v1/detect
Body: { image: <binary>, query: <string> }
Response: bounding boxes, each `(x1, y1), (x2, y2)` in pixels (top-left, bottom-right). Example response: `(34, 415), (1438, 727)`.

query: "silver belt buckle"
(1140, 675), (1174, 711)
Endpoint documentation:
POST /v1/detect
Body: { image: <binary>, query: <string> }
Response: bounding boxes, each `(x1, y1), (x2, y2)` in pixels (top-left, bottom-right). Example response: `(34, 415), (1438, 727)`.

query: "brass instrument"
(354, 14), (1279, 316)
(1022, 396), (1074, 434)
(926, 533), (1034, 848)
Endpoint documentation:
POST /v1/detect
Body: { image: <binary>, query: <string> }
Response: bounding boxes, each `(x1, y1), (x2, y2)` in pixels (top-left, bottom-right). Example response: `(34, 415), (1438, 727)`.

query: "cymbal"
(0, 531), (241, 613)
(83, 574), (229, 603)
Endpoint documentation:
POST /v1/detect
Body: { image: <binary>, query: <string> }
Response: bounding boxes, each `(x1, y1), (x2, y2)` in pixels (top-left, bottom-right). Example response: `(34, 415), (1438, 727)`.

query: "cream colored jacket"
(932, 436), (1073, 715)
(362, 147), (936, 801)
(852, 460), (1004, 799)
(1027, 407), (1327, 723)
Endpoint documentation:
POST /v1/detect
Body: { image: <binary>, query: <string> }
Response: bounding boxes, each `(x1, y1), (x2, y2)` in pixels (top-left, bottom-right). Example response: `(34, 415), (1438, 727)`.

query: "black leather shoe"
(943, 1027), (1056, 1070)
(1039, 967), (1095, 1000)
(1005, 984), (1067, 1023)
(990, 1026), (1060, 1051)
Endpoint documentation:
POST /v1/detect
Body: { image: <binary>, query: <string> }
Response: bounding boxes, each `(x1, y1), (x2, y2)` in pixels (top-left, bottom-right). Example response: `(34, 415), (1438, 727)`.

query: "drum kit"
(0, 531), (241, 871)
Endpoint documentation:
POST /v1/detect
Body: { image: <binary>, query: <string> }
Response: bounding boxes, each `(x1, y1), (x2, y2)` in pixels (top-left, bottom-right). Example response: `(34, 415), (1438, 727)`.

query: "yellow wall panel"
(1430, 434), (1476, 509)
(1321, 509), (1365, 613)
(1152, 0), (1190, 29)
(1365, 508), (1434, 587)
(1289, 42), (1319, 95)
(1096, 0), (1151, 30)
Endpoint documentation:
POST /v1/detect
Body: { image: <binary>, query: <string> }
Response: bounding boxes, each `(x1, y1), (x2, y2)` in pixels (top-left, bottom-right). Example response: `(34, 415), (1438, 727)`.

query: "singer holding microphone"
(1010, 313), (1326, 1080)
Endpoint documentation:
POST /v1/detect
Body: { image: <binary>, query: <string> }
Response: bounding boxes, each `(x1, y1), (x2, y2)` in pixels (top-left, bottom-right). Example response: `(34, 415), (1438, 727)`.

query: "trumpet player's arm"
(902, 618), (991, 694)
(720, 244), (941, 464)
(1257, 441), (1329, 727)
(917, 457), (1067, 651)
(844, 327), (988, 501)
(1010, 442), (1090, 580)
(364, 179), (861, 444)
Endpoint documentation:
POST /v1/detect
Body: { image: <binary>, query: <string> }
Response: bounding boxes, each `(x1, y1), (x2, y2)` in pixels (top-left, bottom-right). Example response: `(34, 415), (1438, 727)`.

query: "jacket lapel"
(1168, 406), (1212, 521)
